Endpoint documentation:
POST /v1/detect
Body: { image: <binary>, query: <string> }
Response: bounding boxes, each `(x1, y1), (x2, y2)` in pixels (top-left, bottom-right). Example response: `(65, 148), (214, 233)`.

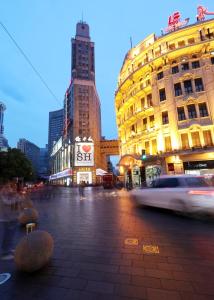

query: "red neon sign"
(164, 11), (189, 33)
(197, 6), (214, 22)
(168, 11), (181, 26)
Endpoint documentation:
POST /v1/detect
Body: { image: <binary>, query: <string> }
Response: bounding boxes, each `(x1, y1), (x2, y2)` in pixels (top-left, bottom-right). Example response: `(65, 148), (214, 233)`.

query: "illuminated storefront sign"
(49, 168), (72, 180)
(74, 141), (94, 167)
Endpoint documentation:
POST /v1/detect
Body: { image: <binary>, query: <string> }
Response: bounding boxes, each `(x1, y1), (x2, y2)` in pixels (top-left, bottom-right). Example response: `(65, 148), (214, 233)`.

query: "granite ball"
(18, 208), (39, 225)
(14, 230), (54, 272)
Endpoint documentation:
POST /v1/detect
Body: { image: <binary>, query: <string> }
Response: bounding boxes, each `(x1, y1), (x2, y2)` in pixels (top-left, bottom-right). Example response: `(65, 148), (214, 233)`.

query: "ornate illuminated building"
(115, 16), (214, 186)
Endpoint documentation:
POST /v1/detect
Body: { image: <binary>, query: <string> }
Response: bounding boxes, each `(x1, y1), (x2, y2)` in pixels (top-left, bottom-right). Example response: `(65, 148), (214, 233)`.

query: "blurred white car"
(131, 175), (214, 215)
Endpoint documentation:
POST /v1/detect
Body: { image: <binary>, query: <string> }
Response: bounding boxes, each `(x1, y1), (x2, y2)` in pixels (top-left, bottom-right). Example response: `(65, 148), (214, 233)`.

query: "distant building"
(48, 109), (64, 158)
(38, 145), (49, 179)
(0, 101), (9, 151)
(17, 138), (40, 175)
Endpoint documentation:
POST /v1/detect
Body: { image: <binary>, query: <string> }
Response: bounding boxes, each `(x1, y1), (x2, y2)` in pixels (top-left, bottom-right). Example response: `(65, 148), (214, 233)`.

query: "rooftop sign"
(197, 6), (214, 21)
(164, 11), (189, 33)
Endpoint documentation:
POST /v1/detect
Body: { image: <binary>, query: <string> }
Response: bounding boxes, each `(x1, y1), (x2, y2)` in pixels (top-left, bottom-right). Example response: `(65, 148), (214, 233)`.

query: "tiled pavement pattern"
(1, 186), (214, 300)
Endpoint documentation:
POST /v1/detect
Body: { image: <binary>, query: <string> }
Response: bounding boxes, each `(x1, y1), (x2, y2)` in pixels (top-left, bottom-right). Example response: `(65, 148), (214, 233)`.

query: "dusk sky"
(0, 0), (213, 148)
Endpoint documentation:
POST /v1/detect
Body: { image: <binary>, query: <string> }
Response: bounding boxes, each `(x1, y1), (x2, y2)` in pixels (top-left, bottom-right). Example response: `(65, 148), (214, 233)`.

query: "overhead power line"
(0, 20), (61, 105)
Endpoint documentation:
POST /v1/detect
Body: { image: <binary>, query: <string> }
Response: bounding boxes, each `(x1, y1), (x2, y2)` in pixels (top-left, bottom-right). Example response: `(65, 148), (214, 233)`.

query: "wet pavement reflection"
(1, 186), (214, 299)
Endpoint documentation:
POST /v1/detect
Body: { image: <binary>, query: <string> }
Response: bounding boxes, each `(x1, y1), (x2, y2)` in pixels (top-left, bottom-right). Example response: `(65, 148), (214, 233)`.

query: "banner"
(74, 142), (94, 166)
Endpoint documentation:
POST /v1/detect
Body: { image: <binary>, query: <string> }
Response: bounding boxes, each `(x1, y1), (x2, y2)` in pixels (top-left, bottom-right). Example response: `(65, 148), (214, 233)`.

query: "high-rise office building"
(50, 22), (119, 185)
(0, 101), (9, 151)
(64, 22), (101, 142)
(48, 109), (64, 157)
(17, 138), (40, 175)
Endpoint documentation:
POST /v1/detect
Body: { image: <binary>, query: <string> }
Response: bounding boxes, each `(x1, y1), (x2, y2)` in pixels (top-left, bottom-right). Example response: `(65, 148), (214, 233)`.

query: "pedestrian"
(78, 181), (85, 198)
(0, 182), (22, 260)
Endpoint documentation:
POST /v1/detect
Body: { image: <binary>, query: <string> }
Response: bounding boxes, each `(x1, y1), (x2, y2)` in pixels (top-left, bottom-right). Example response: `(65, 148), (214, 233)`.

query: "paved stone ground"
(1, 186), (214, 300)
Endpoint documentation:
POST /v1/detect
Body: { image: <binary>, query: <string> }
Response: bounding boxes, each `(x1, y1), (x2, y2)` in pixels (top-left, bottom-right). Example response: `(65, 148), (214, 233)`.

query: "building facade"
(115, 17), (214, 186)
(38, 145), (49, 179)
(17, 138), (40, 176)
(48, 109), (64, 158)
(50, 22), (102, 185)
(0, 101), (9, 151)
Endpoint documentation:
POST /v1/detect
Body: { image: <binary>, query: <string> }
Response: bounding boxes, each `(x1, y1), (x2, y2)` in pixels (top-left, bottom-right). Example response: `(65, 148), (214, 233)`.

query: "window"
(187, 104), (197, 119)
(172, 65), (179, 74)
(157, 71), (164, 80)
(185, 177), (208, 187)
(149, 115), (154, 127)
(165, 136), (172, 152)
(203, 130), (213, 146)
(181, 133), (189, 149)
(192, 61), (200, 69)
(181, 63), (189, 71)
(162, 111), (169, 124)
(188, 38), (195, 44)
(141, 98), (145, 109)
(178, 40), (185, 47)
(177, 107), (186, 121)
(147, 94), (152, 106)
(154, 178), (179, 188)
(145, 141), (150, 154)
(143, 118), (147, 130)
(174, 83), (182, 96)
(169, 43), (176, 50)
(152, 139), (157, 155)
(159, 88), (166, 101)
(195, 78), (204, 92)
(191, 132), (201, 147)
(184, 80), (193, 94)
(211, 57), (214, 64)
(199, 102), (208, 117)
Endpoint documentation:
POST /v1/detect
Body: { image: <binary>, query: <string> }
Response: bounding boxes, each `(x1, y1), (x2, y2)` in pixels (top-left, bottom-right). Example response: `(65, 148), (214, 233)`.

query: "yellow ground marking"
(125, 238), (139, 246)
(143, 245), (160, 254)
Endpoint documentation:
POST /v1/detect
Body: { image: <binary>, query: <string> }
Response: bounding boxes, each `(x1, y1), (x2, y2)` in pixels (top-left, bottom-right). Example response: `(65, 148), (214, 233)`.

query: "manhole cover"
(143, 245), (159, 254)
(125, 238), (139, 246)
(0, 273), (11, 285)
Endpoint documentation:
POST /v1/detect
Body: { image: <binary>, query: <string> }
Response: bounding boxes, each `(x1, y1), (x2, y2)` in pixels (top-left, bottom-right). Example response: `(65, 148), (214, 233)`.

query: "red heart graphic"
(82, 145), (91, 153)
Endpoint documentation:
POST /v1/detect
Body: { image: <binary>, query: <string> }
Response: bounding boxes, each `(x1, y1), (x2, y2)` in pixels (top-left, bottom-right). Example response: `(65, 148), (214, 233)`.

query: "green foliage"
(0, 148), (35, 183)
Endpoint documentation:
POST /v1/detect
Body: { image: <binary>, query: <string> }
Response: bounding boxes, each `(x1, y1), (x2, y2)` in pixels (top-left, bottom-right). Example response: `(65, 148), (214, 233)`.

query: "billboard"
(74, 142), (94, 167)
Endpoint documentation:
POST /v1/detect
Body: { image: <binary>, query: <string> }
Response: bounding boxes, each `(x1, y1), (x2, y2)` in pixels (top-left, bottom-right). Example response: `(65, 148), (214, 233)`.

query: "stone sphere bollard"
(18, 208), (39, 225)
(14, 230), (54, 272)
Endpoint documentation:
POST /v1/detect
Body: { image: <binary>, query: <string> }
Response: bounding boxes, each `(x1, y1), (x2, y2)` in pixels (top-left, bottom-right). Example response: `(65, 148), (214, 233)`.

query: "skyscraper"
(0, 101), (9, 150)
(17, 138), (40, 175)
(64, 22), (101, 142)
(48, 108), (64, 157)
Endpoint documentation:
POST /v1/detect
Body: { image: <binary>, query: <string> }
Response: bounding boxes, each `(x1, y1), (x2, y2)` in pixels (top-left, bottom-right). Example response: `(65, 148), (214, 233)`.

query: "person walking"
(0, 183), (22, 260)
(78, 181), (85, 198)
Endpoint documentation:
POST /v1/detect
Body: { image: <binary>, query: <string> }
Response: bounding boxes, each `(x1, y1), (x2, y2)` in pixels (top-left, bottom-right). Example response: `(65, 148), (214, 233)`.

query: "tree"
(0, 148), (35, 183)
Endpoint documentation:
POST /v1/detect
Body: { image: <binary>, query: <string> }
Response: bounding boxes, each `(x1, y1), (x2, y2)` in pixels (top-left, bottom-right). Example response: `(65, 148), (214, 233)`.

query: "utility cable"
(0, 20), (61, 105)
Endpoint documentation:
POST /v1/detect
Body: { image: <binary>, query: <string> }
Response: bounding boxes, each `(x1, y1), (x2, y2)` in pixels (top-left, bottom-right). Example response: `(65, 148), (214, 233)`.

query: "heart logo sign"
(82, 145), (91, 153)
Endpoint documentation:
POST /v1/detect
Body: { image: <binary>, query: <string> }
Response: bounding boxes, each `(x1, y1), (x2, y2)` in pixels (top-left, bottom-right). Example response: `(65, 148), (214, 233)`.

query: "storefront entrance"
(183, 160), (214, 175)
(77, 171), (92, 184)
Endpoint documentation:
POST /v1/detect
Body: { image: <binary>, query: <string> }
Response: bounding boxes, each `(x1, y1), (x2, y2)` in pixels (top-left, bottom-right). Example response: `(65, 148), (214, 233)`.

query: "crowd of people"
(0, 181), (25, 260)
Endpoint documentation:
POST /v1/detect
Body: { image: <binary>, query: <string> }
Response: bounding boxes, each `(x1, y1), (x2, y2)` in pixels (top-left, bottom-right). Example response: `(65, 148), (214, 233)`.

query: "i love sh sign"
(74, 142), (94, 166)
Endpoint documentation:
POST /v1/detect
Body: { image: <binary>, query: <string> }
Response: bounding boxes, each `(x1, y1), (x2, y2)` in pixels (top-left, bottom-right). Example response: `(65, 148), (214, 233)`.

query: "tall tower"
(63, 21), (102, 184)
(0, 101), (9, 150)
(0, 101), (6, 135)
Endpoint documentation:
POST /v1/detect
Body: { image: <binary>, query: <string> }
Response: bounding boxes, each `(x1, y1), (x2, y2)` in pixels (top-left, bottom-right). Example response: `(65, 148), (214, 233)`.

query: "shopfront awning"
(96, 168), (108, 176)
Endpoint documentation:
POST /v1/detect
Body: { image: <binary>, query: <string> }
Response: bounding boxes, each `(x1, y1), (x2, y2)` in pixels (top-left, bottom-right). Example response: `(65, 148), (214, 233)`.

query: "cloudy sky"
(0, 0), (213, 148)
